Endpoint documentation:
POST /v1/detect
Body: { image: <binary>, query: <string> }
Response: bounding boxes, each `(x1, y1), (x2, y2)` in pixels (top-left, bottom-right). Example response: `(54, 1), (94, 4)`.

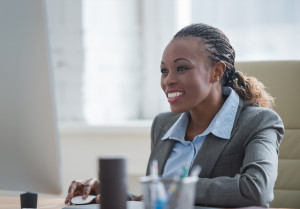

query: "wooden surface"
(0, 196), (66, 209)
(0, 196), (292, 209)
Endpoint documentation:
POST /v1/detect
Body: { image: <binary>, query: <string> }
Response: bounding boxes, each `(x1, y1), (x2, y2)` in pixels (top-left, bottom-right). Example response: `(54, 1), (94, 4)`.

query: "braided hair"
(173, 23), (274, 109)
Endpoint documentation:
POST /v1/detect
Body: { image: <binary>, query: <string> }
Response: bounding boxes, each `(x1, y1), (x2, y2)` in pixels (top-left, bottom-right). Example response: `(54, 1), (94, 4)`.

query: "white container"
(140, 176), (198, 209)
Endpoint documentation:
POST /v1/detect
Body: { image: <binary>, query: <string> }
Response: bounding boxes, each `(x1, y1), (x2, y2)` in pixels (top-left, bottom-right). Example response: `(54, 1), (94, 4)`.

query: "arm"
(194, 109), (284, 207)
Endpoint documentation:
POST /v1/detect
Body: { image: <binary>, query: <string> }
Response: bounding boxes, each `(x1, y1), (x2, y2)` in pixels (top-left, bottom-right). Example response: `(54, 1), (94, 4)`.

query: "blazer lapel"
(156, 139), (176, 175)
(190, 98), (245, 177)
(191, 134), (229, 177)
(147, 137), (176, 176)
(146, 114), (180, 176)
(230, 97), (244, 138)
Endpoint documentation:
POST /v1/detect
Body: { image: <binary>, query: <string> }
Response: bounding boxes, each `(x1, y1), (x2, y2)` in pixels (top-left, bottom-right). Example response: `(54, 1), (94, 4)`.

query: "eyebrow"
(161, 58), (192, 65)
(174, 58), (192, 63)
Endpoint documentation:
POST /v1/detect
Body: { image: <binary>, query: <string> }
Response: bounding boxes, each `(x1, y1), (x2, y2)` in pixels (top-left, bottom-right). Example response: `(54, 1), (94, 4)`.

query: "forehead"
(162, 38), (207, 62)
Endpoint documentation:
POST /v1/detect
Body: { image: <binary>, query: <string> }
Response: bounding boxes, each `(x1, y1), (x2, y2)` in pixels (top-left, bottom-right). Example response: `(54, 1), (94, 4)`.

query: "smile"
(168, 92), (184, 99)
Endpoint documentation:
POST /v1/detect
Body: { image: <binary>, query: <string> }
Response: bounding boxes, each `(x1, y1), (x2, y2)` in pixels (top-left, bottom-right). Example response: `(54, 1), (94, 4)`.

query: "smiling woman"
(65, 23), (284, 208)
(146, 23), (284, 207)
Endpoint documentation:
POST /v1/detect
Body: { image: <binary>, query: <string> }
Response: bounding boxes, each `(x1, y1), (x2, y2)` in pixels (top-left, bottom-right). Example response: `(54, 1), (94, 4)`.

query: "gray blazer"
(146, 98), (284, 207)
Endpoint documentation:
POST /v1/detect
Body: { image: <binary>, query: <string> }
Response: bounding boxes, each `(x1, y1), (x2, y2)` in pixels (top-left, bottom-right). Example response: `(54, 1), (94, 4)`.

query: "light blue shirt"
(161, 87), (240, 177)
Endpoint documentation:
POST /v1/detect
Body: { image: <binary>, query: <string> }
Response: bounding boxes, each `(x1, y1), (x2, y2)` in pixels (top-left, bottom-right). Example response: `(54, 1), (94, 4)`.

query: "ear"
(211, 61), (226, 83)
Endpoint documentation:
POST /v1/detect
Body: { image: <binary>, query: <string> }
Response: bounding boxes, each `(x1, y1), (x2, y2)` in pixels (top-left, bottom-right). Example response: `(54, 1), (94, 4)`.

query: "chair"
(236, 60), (300, 208)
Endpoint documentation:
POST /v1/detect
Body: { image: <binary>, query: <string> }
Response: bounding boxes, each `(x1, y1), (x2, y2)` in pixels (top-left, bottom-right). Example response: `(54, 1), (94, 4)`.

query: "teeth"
(168, 92), (183, 98)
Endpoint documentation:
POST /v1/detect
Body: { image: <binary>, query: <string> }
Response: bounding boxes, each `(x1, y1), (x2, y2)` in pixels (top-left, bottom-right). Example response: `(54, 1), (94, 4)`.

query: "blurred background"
(7, 0), (300, 196)
(47, 0), (300, 126)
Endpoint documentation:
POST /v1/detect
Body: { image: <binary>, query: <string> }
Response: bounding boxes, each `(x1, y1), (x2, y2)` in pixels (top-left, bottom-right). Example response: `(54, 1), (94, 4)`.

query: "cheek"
(187, 77), (208, 95)
(160, 76), (165, 90)
(187, 82), (201, 95)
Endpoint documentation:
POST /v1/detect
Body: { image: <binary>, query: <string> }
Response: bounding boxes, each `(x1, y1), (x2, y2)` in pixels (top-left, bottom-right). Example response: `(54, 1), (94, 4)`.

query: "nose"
(162, 71), (177, 86)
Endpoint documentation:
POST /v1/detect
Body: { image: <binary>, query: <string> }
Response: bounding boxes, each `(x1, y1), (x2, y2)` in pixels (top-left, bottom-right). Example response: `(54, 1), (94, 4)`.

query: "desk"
(0, 196), (65, 209)
(0, 197), (147, 209)
(0, 196), (291, 209)
(0, 197), (143, 209)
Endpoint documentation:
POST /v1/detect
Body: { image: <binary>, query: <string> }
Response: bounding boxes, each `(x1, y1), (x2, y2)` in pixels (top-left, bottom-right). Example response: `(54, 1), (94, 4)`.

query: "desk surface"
(0, 196), (291, 209)
(0, 197), (144, 209)
(0, 196), (65, 209)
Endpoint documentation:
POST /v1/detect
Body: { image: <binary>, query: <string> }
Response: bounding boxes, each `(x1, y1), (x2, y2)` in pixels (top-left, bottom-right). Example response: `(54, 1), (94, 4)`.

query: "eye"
(161, 68), (168, 74)
(177, 66), (188, 72)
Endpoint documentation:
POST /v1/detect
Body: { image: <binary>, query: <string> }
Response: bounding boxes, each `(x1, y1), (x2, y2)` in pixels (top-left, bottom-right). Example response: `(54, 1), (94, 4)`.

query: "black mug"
(20, 192), (38, 208)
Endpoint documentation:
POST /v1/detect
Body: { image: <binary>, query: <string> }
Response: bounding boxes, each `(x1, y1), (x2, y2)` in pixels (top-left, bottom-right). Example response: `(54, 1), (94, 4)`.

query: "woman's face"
(160, 38), (217, 114)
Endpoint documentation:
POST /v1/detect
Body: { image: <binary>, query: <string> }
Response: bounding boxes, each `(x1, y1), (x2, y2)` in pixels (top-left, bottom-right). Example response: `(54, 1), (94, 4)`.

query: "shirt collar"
(162, 87), (239, 141)
(211, 87), (239, 139)
(161, 111), (189, 142)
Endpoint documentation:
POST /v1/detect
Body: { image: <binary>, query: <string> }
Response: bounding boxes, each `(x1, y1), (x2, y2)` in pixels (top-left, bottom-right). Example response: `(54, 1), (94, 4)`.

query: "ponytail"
(222, 68), (275, 109)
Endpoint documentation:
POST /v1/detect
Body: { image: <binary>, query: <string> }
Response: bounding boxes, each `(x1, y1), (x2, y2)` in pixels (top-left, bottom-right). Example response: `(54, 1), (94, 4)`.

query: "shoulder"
(152, 112), (181, 132)
(241, 104), (283, 126)
(154, 111), (179, 121)
(236, 102), (284, 137)
(150, 112), (181, 143)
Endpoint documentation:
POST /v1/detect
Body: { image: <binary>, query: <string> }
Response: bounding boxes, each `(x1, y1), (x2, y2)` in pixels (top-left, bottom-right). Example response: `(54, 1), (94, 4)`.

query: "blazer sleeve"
(194, 108), (284, 207)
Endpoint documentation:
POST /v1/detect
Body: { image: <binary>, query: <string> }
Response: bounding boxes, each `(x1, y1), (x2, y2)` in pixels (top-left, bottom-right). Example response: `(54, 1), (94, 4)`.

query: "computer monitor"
(0, 0), (62, 194)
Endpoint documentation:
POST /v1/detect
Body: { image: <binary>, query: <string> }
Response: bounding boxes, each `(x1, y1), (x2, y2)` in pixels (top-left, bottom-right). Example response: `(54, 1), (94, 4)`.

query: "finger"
(64, 191), (82, 205)
(65, 191), (81, 205)
(82, 184), (93, 200)
(74, 191), (82, 197)
(95, 194), (101, 204)
(65, 183), (75, 204)
(64, 197), (72, 205)
(89, 178), (99, 191)
(82, 178), (99, 199)
(67, 181), (79, 199)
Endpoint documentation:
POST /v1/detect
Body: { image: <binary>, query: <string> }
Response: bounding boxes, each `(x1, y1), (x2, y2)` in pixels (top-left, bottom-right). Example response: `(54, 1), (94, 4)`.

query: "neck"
(187, 86), (225, 137)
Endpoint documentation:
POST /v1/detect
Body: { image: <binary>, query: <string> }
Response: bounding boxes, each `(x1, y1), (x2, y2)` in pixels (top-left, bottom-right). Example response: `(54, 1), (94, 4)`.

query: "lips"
(165, 90), (184, 103)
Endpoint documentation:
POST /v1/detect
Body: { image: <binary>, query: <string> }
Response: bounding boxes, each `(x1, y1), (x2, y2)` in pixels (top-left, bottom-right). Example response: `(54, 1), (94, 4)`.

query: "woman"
(65, 23), (284, 207)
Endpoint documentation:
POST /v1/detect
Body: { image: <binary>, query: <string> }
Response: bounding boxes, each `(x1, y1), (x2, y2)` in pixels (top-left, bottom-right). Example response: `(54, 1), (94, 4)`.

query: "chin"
(170, 106), (186, 114)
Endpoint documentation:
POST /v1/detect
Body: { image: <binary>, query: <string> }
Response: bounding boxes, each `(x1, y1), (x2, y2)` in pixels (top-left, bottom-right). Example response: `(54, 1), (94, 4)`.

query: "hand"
(64, 178), (100, 204)
(131, 195), (142, 201)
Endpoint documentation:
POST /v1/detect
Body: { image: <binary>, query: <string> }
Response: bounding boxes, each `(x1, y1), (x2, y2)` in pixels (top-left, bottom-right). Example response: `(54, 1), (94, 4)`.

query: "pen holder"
(140, 176), (198, 209)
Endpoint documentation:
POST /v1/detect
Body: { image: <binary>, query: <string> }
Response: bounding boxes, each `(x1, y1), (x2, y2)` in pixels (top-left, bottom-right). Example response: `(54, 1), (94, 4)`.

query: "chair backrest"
(236, 60), (300, 208)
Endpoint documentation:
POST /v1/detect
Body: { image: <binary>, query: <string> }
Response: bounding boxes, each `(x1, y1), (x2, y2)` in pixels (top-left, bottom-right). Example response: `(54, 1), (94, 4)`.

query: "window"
(46, 0), (300, 126)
